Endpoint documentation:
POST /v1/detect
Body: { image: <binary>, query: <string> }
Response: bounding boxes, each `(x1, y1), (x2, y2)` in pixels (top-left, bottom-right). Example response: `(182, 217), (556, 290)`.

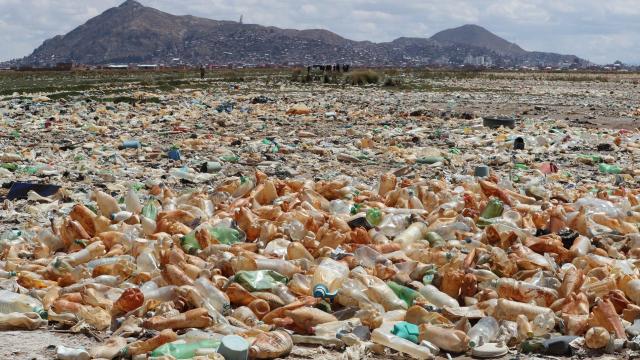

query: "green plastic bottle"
(209, 226), (243, 245)
(234, 270), (288, 292)
(0, 163), (17, 171)
(366, 208), (382, 227)
(220, 154), (240, 163)
(387, 281), (423, 307)
(477, 199), (504, 227)
(150, 340), (220, 359)
(141, 199), (159, 220)
(599, 163), (622, 174)
(181, 231), (201, 254)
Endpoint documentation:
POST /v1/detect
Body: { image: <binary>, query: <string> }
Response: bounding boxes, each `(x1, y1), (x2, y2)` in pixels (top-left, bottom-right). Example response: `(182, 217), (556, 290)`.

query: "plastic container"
(371, 322), (434, 359)
(312, 258), (349, 293)
(151, 339), (221, 359)
(418, 284), (459, 309)
(419, 324), (470, 353)
(217, 335), (249, 360)
(0, 290), (47, 319)
(467, 316), (499, 347)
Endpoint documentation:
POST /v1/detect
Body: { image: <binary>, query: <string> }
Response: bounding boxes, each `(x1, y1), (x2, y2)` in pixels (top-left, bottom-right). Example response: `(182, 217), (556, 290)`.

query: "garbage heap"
(2, 163), (640, 359)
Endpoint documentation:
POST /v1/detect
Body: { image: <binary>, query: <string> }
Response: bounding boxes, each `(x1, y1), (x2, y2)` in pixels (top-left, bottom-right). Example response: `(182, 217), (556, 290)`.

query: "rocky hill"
(18, 0), (587, 68)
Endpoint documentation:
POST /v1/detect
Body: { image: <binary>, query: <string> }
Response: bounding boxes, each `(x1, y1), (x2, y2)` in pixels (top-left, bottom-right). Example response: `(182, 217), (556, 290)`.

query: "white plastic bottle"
(418, 284), (460, 309)
(194, 277), (231, 315)
(0, 289), (47, 318)
(371, 321), (434, 359)
(467, 316), (499, 347)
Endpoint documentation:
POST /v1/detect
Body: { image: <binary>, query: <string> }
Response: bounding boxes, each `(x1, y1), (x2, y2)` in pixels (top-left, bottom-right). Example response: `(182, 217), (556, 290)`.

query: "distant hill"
(17, 0), (588, 68)
(431, 24), (526, 56)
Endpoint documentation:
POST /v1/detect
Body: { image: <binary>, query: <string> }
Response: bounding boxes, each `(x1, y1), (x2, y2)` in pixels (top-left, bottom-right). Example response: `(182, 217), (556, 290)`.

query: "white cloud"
(0, 0), (638, 64)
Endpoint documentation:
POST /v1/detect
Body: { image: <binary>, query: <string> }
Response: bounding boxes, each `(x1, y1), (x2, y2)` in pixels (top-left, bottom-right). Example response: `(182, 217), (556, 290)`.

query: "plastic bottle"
(0, 270), (17, 279)
(286, 307), (338, 330)
(287, 242), (314, 261)
(419, 324), (469, 353)
(378, 214), (411, 238)
(63, 241), (106, 266)
(136, 247), (159, 273)
(95, 190), (120, 217)
(312, 258), (349, 293)
(143, 286), (177, 302)
(371, 322), (434, 359)
(477, 199), (504, 227)
(337, 278), (384, 312)
(89, 337), (127, 360)
(249, 330), (293, 360)
(467, 316), (499, 347)
(210, 225), (244, 245)
(143, 307), (212, 330)
(272, 283), (297, 304)
(490, 278), (558, 306)
(0, 312), (47, 330)
(254, 258), (300, 278)
(570, 236), (591, 257)
(387, 281), (424, 307)
(394, 222), (429, 248)
(516, 314), (533, 341)
(195, 277), (231, 315)
(56, 345), (90, 360)
(532, 311), (556, 336)
(313, 319), (362, 338)
(417, 284), (459, 309)
(620, 276), (640, 305)
(151, 339), (221, 359)
(180, 231), (201, 254)
(599, 163), (622, 174)
(483, 298), (553, 321)
(354, 246), (385, 269)
(141, 199), (159, 220)
(233, 177), (255, 198)
(113, 288), (144, 314)
(0, 289), (47, 319)
(353, 271), (407, 310)
(124, 329), (178, 357)
(366, 208), (383, 226)
(124, 187), (142, 214)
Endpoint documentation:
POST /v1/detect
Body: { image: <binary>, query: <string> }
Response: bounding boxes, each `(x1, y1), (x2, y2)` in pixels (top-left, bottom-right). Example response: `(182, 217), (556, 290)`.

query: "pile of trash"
(1, 163), (640, 359)
(1, 83), (640, 359)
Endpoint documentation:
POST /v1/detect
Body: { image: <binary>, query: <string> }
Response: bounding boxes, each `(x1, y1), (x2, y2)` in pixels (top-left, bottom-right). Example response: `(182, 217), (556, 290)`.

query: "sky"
(1, 0), (639, 64)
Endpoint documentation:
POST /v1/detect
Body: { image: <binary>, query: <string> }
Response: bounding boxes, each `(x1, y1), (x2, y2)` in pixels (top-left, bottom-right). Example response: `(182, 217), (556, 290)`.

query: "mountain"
(431, 24), (526, 56)
(18, 0), (588, 68)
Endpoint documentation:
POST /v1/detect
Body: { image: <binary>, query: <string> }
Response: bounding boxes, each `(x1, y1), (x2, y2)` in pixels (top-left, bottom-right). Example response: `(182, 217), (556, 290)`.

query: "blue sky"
(1, 0), (638, 64)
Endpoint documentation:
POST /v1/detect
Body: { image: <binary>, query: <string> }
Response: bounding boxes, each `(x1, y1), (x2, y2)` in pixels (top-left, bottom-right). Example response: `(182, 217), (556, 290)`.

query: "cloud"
(0, 0), (638, 64)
